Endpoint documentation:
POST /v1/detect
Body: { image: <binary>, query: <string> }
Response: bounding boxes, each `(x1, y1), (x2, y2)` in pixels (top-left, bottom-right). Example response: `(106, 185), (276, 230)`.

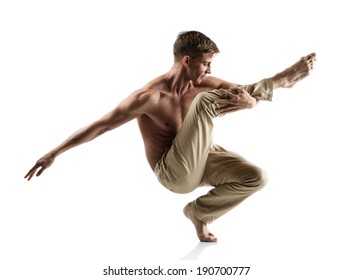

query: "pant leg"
(154, 78), (272, 194)
(240, 78), (273, 101)
(154, 91), (224, 193)
(192, 145), (268, 224)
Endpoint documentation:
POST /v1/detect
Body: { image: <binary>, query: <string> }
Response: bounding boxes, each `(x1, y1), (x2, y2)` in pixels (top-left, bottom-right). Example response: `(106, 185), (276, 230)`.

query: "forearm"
(49, 122), (108, 157)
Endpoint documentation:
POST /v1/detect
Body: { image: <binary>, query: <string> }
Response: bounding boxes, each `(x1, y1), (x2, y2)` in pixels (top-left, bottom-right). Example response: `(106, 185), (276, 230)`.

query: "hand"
(24, 153), (56, 181)
(214, 87), (257, 115)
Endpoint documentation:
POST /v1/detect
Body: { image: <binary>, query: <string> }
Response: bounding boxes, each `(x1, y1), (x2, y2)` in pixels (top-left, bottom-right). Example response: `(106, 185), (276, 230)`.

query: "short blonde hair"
(173, 31), (220, 61)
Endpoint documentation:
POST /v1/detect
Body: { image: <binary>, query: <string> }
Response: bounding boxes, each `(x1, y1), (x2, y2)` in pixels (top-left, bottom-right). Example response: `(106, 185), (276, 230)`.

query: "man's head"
(173, 31), (219, 84)
(173, 31), (220, 62)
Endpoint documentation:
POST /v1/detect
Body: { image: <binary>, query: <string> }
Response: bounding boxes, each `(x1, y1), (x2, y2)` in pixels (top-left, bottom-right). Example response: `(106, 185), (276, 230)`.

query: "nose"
(206, 65), (211, 74)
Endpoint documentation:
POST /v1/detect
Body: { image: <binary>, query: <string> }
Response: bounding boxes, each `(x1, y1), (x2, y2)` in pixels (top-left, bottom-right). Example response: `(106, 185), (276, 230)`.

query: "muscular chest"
(159, 91), (198, 129)
(139, 88), (207, 137)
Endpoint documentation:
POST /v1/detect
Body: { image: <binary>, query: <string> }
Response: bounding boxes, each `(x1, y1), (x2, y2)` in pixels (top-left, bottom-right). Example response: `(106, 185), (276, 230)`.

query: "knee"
(257, 168), (268, 190)
(194, 91), (222, 118)
(246, 166), (268, 192)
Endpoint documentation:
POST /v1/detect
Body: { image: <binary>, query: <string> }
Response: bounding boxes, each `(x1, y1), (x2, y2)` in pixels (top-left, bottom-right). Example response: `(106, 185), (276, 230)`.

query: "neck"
(165, 63), (194, 95)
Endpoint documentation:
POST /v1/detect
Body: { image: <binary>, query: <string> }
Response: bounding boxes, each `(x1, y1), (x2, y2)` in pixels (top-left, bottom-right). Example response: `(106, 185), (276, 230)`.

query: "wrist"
(48, 149), (60, 158)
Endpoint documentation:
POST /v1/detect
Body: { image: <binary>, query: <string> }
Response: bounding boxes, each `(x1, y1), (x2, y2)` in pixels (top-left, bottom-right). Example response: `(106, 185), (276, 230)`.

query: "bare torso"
(136, 75), (221, 169)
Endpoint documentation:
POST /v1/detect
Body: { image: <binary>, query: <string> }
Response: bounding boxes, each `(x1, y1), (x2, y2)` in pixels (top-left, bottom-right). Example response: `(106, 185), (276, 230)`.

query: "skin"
(25, 51), (316, 242)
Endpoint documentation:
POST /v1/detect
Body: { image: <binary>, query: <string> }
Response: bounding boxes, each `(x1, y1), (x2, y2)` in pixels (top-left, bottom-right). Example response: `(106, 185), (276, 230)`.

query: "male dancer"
(25, 31), (316, 242)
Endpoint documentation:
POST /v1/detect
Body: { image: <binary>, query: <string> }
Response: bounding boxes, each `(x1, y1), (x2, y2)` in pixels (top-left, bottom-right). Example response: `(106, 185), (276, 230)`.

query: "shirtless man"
(25, 31), (316, 242)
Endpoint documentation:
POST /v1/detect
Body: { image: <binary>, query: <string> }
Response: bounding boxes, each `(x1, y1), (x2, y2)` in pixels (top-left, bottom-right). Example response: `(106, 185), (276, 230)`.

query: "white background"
(1, 0), (352, 279)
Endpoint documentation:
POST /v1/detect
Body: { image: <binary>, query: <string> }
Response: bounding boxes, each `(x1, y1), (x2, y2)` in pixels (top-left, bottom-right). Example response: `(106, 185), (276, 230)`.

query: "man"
(25, 31), (316, 242)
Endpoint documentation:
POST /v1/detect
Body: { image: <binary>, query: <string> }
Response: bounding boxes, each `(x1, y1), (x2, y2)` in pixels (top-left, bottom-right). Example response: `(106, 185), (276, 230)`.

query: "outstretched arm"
(24, 89), (153, 181)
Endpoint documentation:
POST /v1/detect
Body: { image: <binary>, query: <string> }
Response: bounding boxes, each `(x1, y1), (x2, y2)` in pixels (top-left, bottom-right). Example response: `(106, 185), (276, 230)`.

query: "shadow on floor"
(180, 242), (218, 260)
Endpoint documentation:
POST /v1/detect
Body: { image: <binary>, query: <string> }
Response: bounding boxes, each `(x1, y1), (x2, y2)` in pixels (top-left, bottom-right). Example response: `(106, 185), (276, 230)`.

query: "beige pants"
(154, 79), (272, 224)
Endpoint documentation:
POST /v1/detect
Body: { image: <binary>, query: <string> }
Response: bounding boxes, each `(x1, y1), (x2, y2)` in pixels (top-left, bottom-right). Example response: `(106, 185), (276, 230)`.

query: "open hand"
(24, 153), (56, 181)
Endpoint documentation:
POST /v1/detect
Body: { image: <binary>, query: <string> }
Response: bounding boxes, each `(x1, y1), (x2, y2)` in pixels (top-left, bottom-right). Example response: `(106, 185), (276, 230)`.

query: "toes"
(306, 53), (316, 68)
(200, 233), (218, 242)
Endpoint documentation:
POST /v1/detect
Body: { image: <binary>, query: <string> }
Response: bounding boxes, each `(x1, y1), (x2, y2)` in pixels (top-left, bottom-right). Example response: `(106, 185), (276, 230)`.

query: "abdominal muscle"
(137, 112), (181, 170)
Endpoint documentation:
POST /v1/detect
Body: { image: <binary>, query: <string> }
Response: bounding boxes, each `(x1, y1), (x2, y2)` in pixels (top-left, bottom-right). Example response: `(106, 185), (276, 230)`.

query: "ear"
(182, 55), (191, 67)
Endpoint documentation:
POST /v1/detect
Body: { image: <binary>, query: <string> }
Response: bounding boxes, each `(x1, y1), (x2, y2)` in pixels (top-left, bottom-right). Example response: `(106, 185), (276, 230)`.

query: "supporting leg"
(193, 145), (267, 224)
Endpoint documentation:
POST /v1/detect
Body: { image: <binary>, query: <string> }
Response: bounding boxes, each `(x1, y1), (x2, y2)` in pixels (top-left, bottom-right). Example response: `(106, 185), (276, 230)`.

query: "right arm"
(24, 89), (155, 181)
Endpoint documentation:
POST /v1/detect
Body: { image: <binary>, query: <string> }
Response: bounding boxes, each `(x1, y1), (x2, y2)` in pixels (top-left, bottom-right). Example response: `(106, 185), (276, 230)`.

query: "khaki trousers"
(154, 79), (272, 224)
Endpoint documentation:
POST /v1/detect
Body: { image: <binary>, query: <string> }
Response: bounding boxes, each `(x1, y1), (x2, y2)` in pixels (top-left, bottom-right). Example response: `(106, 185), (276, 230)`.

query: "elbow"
(89, 121), (111, 139)
(97, 126), (110, 136)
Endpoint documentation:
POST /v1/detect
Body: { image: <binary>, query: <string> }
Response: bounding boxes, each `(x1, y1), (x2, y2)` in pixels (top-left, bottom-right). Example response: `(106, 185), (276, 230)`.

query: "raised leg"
(272, 53), (316, 88)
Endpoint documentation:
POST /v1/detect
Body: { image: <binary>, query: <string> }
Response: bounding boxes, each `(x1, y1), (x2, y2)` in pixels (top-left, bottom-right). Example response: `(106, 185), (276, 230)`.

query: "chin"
(195, 76), (205, 84)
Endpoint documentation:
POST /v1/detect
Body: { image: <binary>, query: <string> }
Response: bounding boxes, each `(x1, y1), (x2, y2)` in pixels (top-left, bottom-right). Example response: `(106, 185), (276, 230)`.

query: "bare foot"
(183, 202), (217, 242)
(273, 53), (316, 88)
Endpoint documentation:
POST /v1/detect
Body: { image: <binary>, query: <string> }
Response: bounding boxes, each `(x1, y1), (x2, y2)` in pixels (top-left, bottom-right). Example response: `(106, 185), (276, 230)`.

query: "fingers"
(24, 164), (45, 181)
(24, 165), (37, 180)
(214, 99), (253, 114)
(24, 171), (35, 181)
(213, 87), (256, 112)
(220, 87), (243, 93)
(216, 105), (242, 114)
(214, 97), (232, 104)
(215, 89), (235, 99)
(214, 87), (244, 101)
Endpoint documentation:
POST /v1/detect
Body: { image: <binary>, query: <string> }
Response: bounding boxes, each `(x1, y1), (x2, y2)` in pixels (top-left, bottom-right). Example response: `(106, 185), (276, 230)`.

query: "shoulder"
(131, 88), (158, 99)
(123, 88), (161, 112)
(118, 74), (169, 114)
(134, 75), (168, 101)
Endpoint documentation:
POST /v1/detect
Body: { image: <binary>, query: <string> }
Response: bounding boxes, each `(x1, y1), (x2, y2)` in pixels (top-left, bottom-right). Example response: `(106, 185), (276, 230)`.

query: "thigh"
(202, 144), (263, 187)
